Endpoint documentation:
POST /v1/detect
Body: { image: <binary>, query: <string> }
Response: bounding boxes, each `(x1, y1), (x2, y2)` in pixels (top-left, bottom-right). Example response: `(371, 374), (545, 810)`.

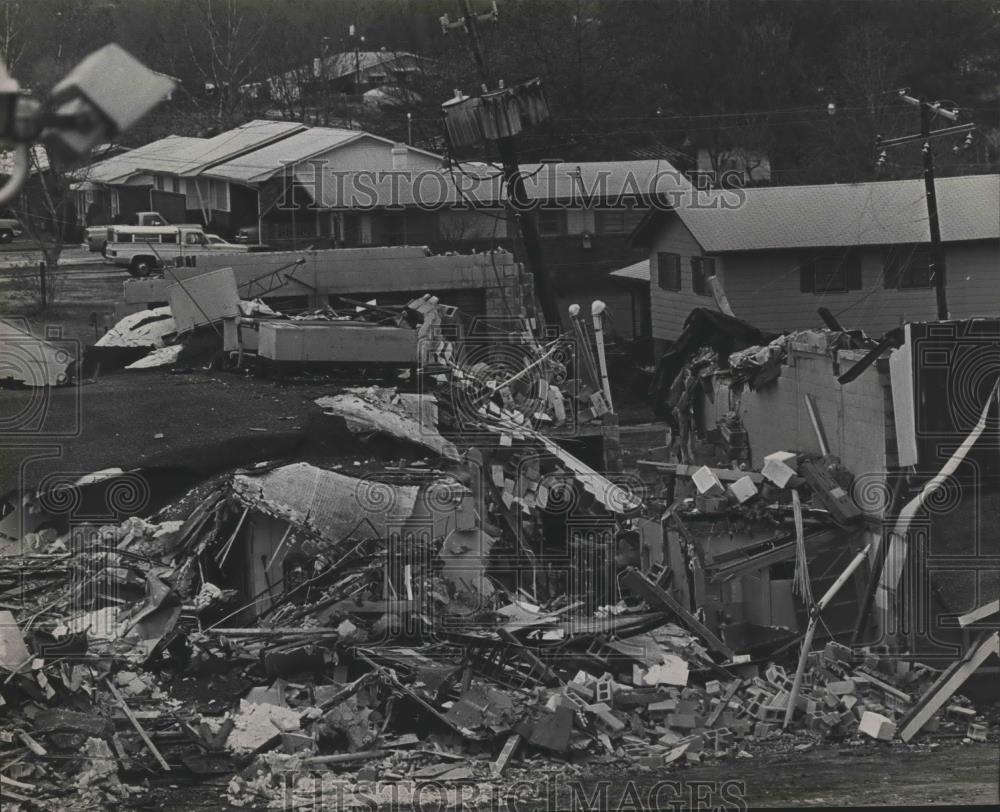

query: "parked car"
(104, 224), (251, 276)
(0, 216), (24, 243)
(205, 233), (240, 248)
(85, 211), (169, 253)
(233, 225), (259, 244)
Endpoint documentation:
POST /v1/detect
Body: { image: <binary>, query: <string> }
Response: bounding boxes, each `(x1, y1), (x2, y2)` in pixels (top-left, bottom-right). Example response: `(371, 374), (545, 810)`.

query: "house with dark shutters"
(627, 174), (1000, 351)
(295, 158), (691, 336)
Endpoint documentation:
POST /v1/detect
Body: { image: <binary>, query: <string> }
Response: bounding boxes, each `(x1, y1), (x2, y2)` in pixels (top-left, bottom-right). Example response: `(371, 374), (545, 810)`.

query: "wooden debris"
(104, 678), (171, 771)
(621, 568), (733, 659)
(491, 733), (522, 777)
(898, 631), (999, 742)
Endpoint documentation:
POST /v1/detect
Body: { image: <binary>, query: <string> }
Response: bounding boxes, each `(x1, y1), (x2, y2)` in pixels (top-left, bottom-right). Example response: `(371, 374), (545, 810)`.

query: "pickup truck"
(85, 211), (168, 252)
(104, 224), (250, 276)
(0, 216), (24, 243)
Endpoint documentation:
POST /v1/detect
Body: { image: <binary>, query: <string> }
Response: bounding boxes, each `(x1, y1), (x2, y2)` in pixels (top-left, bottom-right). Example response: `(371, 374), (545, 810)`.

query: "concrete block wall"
(704, 348), (892, 520)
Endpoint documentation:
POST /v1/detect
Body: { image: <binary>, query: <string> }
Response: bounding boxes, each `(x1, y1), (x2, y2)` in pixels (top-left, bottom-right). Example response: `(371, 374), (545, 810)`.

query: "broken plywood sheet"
(536, 433), (641, 514)
(97, 306), (175, 349)
(228, 699), (302, 754)
(439, 527), (497, 613)
(0, 610), (31, 673)
(125, 345), (183, 370)
(315, 388), (458, 460)
(166, 267), (239, 333)
(231, 462), (419, 542)
(0, 318), (75, 386)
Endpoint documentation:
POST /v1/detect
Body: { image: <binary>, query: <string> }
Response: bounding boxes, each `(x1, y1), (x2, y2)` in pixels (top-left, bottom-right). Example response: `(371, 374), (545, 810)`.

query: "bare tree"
(0, 0), (26, 72)
(183, 0), (270, 129)
(14, 147), (83, 309)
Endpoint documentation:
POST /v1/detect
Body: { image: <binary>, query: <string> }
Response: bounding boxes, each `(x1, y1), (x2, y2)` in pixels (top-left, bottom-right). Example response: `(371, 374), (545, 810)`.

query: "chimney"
(391, 143), (409, 170)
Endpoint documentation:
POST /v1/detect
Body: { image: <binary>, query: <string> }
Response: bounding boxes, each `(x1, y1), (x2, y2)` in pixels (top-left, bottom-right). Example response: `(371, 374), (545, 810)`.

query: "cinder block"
(728, 476), (758, 504)
(692, 466), (724, 496)
(966, 722), (987, 742)
(827, 679), (856, 696)
(858, 711), (896, 741)
(667, 713), (698, 730)
(762, 457), (796, 487)
(585, 702), (625, 737)
(648, 699), (677, 716)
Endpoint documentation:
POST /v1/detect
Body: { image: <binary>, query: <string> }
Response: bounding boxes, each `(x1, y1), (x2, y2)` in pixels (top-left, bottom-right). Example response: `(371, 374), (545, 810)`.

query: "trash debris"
(2, 295), (995, 810)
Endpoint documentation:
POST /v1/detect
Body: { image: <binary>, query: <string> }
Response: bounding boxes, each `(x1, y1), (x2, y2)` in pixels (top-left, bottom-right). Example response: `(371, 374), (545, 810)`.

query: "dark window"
(161, 233), (177, 243)
(657, 252), (681, 291)
(883, 245), (934, 289)
(595, 209), (626, 233)
(800, 250), (862, 293)
(537, 209), (566, 236)
(691, 256), (716, 297)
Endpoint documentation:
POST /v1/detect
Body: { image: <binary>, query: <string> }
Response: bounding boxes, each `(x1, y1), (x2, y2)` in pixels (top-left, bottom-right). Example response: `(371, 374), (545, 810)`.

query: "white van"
(104, 225), (249, 276)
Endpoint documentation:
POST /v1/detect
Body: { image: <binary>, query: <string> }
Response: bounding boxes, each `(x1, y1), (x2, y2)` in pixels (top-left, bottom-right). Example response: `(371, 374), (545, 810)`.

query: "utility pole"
(878, 92), (975, 322)
(919, 98), (947, 321)
(449, 0), (561, 329)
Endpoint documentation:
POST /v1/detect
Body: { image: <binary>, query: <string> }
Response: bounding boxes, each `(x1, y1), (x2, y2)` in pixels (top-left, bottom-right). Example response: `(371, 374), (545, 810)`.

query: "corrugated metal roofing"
(298, 158), (689, 208)
(672, 174), (1000, 251)
(609, 258), (650, 282)
(319, 51), (429, 79)
(84, 120), (305, 183)
(203, 127), (364, 184)
(157, 120), (306, 176)
(82, 136), (201, 183)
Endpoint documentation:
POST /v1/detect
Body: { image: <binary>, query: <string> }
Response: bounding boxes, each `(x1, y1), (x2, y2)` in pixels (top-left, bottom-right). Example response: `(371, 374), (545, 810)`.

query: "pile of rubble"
(1, 296), (997, 809)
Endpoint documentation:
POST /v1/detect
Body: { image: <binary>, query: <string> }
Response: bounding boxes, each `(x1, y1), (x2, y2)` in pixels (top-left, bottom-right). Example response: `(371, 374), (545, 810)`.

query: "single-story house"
(80, 120), (308, 229)
(628, 174), (1000, 351)
(201, 127), (442, 246)
(295, 158), (691, 335)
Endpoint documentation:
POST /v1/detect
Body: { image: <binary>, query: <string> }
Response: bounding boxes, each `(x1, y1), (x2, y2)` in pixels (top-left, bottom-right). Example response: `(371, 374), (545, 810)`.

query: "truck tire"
(0, 229), (13, 243)
(129, 256), (157, 277)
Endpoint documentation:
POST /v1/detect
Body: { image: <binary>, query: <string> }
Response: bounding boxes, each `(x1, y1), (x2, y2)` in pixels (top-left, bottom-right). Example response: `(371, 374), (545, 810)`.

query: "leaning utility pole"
(877, 92), (975, 321)
(443, 0), (561, 329)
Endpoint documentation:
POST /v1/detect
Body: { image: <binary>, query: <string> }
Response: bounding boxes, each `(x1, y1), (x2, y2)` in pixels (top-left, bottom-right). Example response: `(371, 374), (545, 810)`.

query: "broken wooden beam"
(620, 568), (734, 659)
(897, 631), (999, 742)
(105, 678), (171, 771)
(301, 749), (390, 766)
(957, 599), (999, 628)
(636, 462), (764, 484)
(704, 680), (741, 729)
(491, 733), (522, 777)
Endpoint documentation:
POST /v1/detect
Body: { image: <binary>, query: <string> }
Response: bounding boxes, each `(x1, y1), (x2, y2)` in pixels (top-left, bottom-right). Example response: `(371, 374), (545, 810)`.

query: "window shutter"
(883, 249), (900, 289)
(800, 258), (814, 293)
(846, 252), (862, 290)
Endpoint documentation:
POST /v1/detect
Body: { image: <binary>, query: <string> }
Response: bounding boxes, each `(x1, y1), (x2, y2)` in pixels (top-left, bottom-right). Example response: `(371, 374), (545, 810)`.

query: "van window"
(161, 233), (177, 243)
(185, 232), (205, 246)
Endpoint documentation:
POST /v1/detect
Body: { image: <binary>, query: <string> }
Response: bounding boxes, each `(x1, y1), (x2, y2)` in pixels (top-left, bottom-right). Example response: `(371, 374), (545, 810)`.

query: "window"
(657, 252), (681, 291)
(799, 250), (862, 293)
(161, 233), (177, 243)
(537, 209), (566, 236)
(691, 256), (716, 296)
(595, 209), (627, 233)
(884, 245), (934, 289)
